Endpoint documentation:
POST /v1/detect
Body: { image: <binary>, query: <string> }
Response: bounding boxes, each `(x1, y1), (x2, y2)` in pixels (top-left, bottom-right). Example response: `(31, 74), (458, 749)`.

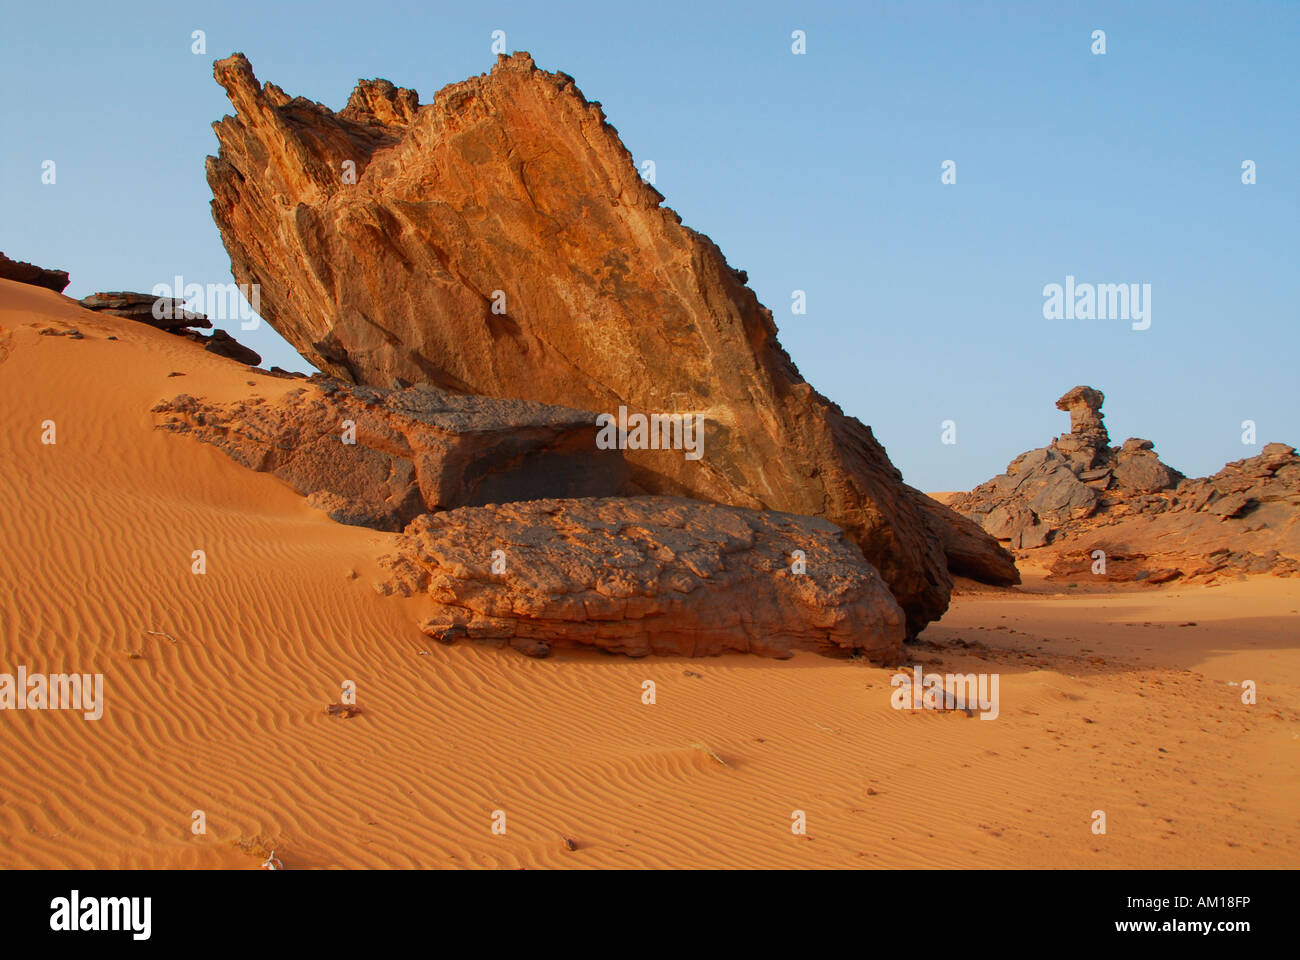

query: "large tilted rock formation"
(949, 386), (1300, 583)
(153, 382), (628, 530)
(205, 51), (1016, 633)
(380, 497), (907, 660)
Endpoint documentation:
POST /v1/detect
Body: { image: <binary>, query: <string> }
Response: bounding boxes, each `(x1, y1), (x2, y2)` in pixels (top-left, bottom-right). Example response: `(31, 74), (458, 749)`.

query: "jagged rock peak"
(341, 78), (420, 126)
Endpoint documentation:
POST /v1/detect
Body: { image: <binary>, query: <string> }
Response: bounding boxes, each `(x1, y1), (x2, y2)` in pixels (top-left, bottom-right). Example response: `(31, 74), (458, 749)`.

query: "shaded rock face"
(1, 253), (70, 293)
(911, 490), (1020, 585)
(205, 51), (1014, 635)
(379, 496), (907, 661)
(950, 387), (1300, 582)
(152, 382), (628, 530)
(203, 328), (261, 366)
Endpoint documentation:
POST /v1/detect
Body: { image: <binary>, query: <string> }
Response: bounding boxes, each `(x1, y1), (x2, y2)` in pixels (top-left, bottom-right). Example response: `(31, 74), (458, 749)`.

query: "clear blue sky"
(2, 0), (1296, 490)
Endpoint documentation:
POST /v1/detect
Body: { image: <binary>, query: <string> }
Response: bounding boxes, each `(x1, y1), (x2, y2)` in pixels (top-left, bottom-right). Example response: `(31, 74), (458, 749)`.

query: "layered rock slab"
(78, 291), (213, 331)
(205, 51), (1016, 634)
(378, 496), (907, 660)
(0, 252), (69, 293)
(152, 381), (628, 530)
(78, 290), (265, 364)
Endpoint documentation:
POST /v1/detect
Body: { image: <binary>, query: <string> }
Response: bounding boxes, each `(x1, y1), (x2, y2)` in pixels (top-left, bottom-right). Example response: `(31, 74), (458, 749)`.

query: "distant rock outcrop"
(204, 51), (1015, 634)
(380, 496), (907, 660)
(0, 253), (70, 293)
(950, 386), (1185, 548)
(153, 382), (628, 530)
(949, 387), (1299, 582)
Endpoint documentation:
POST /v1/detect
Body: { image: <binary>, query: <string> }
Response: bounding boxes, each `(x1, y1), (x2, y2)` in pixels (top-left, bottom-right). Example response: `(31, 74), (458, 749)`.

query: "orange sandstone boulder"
(381, 496), (907, 661)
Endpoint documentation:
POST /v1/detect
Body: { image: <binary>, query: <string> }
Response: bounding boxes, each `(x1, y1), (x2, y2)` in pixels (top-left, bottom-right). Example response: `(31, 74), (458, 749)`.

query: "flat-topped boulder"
(379, 496), (907, 660)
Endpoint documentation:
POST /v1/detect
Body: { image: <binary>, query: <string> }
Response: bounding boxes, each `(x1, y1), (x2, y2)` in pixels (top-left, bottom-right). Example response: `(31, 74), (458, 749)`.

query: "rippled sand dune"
(1, 279), (1295, 868)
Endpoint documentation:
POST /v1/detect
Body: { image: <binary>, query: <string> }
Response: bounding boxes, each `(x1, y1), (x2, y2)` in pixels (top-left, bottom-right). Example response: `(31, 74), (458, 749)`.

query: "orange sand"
(1, 279), (1296, 868)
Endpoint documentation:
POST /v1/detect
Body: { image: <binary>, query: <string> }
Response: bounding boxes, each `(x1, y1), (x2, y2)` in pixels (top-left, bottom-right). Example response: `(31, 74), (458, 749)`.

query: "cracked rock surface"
(379, 496), (907, 660)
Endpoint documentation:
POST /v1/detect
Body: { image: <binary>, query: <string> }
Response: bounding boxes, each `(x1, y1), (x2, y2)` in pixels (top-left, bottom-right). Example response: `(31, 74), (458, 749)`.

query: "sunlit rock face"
(207, 51), (1016, 633)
